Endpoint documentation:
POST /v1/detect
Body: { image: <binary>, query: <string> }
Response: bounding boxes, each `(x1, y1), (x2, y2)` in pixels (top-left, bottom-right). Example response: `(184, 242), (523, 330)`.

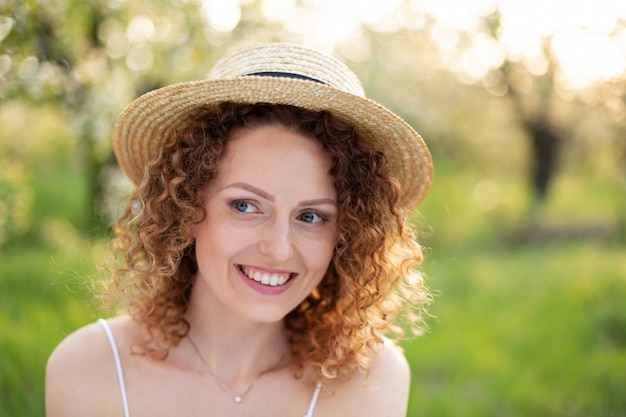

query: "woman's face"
(193, 124), (338, 323)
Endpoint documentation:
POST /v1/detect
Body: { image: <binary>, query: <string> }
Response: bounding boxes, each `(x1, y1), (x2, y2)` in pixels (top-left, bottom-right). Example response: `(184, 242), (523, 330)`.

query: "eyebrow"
(224, 182), (275, 202)
(298, 198), (337, 207)
(223, 182), (336, 207)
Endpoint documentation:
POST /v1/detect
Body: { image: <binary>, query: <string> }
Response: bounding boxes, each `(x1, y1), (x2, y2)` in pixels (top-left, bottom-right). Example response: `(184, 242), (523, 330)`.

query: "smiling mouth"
(239, 265), (295, 287)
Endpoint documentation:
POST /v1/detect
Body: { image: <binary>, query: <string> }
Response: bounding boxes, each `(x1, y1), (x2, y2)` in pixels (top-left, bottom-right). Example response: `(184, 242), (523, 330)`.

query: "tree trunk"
(524, 117), (561, 200)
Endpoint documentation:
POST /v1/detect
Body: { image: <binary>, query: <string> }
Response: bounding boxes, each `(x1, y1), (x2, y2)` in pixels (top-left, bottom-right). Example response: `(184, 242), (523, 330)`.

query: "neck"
(184, 276), (290, 382)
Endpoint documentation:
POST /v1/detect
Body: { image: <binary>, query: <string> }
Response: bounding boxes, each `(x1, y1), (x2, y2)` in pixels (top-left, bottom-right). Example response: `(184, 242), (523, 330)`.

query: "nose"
(258, 218), (293, 262)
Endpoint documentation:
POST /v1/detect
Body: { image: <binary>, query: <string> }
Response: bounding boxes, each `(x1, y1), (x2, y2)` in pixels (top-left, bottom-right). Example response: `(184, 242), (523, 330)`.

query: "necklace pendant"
(234, 396), (243, 404)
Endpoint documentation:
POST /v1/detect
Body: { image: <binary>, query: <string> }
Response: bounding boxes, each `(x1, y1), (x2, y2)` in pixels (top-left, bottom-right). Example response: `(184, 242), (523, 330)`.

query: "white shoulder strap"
(98, 318), (131, 417)
(303, 381), (322, 417)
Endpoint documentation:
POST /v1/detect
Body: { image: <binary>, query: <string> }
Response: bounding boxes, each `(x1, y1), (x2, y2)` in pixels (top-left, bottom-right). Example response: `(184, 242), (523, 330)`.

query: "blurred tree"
(1, 0), (112, 231)
(499, 40), (566, 200)
(473, 10), (625, 202)
(0, 0), (290, 237)
(1, 0), (624, 244)
(380, 5), (626, 205)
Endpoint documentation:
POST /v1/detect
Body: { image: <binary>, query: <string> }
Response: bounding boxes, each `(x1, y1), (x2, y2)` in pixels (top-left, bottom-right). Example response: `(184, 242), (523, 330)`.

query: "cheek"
(197, 223), (241, 256)
(195, 218), (231, 258)
(308, 236), (337, 273)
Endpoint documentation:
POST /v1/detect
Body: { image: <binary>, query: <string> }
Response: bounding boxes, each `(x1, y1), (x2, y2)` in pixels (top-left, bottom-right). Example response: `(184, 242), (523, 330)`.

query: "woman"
(46, 43), (433, 417)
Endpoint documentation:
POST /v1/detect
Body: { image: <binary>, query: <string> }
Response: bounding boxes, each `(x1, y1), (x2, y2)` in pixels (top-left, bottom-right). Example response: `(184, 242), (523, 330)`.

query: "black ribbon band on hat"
(245, 71), (327, 85)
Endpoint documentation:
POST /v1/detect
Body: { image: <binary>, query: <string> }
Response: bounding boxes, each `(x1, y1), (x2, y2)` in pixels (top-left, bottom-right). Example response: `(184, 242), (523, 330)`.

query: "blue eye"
(231, 200), (258, 213)
(299, 211), (325, 224)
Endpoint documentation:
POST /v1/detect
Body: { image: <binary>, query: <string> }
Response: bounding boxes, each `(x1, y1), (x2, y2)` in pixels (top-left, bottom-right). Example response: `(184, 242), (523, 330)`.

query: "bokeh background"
(1, 0), (625, 415)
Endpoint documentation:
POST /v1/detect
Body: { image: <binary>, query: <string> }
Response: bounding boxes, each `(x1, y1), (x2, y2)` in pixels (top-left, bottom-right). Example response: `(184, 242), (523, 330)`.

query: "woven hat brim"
(113, 76), (433, 209)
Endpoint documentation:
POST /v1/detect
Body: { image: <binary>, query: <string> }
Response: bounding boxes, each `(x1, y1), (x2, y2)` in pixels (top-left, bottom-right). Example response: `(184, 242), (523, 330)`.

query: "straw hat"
(113, 42), (433, 209)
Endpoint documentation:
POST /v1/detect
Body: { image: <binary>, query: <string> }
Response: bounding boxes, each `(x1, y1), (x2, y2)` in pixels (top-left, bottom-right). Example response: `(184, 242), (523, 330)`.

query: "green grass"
(402, 160), (626, 416)
(404, 243), (626, 417)
(0, 242), (100, 417)
(0, 161), (101, 417)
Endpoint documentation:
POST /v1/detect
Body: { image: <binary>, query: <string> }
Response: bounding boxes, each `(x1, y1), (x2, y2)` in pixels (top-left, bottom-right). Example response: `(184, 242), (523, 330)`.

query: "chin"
(241, 305), (293, 324)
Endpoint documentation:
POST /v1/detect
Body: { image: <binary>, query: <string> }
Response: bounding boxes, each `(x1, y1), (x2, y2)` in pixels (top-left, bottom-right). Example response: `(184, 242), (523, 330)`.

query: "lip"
(235, 264), (298, 295)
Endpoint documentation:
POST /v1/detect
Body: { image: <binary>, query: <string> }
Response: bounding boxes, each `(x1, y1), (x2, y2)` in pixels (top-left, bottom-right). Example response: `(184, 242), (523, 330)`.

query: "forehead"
(215, 124), (335, 196)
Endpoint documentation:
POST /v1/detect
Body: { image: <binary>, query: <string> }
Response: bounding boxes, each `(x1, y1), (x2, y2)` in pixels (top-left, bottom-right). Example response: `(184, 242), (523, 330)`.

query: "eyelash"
(298, 211), (328, 224)
(229, 200), (259, 213)
(228, 200), (329, 224)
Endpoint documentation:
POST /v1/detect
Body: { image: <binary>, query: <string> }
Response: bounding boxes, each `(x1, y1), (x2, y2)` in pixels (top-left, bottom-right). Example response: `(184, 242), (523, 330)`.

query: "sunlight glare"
(299, 1), (361, 50)
(522, 50), (549, 77)
(262, 0), (296, 22)
(293, 0), (408, 49)
(195, 0), (626, 91)
(411, 0), (496, 31)
(456, 34), (505, 83)
(126, 15), (155, 43)
(497, 0), (626, 89)
(126, 45), (153, 72)
(552, 27), (625, 89)
(352, 0), (404, 24)
(201, 0), (241, 32)
(429, 23), (460, 52)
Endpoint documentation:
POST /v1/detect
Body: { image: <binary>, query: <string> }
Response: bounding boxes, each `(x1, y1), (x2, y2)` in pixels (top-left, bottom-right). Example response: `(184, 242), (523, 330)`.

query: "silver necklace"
(187, 334), (287, 404)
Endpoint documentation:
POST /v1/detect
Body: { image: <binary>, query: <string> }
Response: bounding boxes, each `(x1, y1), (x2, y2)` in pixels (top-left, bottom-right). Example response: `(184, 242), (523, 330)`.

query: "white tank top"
(98, 319), (322, 417)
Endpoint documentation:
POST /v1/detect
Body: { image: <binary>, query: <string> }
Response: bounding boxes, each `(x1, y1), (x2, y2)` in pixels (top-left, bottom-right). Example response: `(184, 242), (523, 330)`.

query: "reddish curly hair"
(111, 102), (429, 382)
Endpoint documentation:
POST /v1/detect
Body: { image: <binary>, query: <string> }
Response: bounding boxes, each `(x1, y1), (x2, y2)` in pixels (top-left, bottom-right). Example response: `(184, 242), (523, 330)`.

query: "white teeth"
(261, 273), (270, 285)
(241, 266), (291, 287)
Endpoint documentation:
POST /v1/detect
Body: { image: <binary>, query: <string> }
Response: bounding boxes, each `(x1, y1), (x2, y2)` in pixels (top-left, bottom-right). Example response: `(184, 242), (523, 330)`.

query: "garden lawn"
(405, 242), (626, 417)
(0, 241), (100, 417)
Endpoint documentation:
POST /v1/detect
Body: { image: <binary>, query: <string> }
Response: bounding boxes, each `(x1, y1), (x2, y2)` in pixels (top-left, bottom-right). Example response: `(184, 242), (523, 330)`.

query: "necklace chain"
(187, 334), (287, 404)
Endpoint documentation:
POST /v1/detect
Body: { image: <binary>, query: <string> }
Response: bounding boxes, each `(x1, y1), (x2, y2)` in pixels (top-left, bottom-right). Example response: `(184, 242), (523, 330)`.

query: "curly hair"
(111, 101), (429, 382)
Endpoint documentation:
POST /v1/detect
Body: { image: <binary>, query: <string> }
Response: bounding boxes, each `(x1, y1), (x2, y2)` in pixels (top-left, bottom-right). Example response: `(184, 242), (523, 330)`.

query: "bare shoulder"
(45, 316), (137, 417)
(368, 337), (411, 385)
(324, 337), (411, 417)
